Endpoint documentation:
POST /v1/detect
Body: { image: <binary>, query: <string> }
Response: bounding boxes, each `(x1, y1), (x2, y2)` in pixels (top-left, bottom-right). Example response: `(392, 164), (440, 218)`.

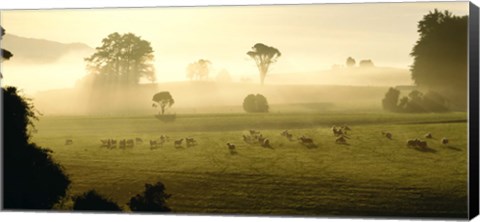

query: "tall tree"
(186, 59), (211, 80)
(85, 32), (155, 87)
(247, 43), (281, 85)
(410, 9), (468, 110)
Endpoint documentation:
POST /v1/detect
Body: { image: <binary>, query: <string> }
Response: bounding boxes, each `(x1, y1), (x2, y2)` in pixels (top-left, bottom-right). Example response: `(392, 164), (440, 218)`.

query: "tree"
(73, 190), (123, 211)
(346, 57), (356, 67)
(85, 32), (155, 87)
(243, 94), (269, 113)
(3, 87), (70, 209)
(382, 87), (400, 112)
(359, 59), (374, 68)
(127, 181), (171, 212)
(186, 59), (211, 80)
(152, 91), (174, 115)
(410, 9), (468, 110)
(247, 43), (281, 85)
(1, 26), (13, 78)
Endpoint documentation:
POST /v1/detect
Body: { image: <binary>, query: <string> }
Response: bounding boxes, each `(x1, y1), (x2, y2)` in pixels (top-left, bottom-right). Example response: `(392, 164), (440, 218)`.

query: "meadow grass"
(31, 112), (468, 218)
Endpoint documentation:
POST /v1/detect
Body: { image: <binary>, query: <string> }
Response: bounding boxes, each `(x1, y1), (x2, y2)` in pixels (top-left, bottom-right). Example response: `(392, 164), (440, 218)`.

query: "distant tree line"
(382, 87), (448, 113)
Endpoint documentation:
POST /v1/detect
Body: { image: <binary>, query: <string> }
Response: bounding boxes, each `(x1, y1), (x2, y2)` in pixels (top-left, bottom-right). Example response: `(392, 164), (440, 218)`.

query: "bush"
(128, 181), (171, 212)
(73, 190), (123, 211)
(382, 87), (400, 112)
(382, 87), (449, 113)
(243, 94), (269, 113)
(3, 87), (70, 209)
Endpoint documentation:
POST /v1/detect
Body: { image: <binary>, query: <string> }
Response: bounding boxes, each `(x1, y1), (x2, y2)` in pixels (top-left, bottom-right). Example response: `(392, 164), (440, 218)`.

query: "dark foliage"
(73, 190), (123, 211)
(381, 87), (448, 113)
(359, 59), (374, 68)
(243, 94), (269, 113)
(346, 57), (356, 67)
(3, 87), (70, 209)
(382, 87), (401, 112)
(410, 9), (468, 110)
(127, 181), (171, 212)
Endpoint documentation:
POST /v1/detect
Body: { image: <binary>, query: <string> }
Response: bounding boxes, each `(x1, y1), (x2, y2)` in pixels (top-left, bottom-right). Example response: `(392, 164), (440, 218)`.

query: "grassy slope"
(31, 112), (468, 218)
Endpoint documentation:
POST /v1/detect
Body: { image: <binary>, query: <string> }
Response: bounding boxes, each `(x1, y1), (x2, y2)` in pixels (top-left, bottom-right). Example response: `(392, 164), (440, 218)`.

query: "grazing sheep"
(174, 139), (184, 148)
(343, 125), (351, 131)
(227, 143), (237, 155)
(185, 137), (197, 147)
(119, 139), (126, 148)
(298, 136), (314, 144)
(242, 135), (250, 143)
(281, 130), (294, 141)
(100, 139), (109, 147)
(135, 138), (143, 143)
(383, 131), (392, 139)
(261, 139), (271, 148)
(65, 139), (73, 145)
(406, 139), (419, 147)
(227, 143), (236, 150)
(441, 137), (449, 145)
(336, 136), (347, 144)
(150, 140), (158, 149)
(126, 139), (134, 147)
(418, 140), (428, 149)
(424, 133), (433, 139)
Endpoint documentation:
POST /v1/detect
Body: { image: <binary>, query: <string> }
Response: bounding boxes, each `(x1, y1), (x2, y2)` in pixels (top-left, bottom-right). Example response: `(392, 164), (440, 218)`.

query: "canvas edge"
(469, 1), (480, 220)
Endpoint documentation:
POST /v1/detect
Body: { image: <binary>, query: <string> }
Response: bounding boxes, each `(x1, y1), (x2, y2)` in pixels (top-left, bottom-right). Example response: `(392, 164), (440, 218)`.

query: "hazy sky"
(0, 1), (469, 92)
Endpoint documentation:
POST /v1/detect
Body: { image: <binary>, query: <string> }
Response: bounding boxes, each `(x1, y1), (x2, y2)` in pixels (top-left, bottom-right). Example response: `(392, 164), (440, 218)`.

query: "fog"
(0, 2), (468, 115)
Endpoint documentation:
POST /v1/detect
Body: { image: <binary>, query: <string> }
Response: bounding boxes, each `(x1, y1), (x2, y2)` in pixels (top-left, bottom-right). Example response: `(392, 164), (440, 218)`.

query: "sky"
(0, 1), (469, 93)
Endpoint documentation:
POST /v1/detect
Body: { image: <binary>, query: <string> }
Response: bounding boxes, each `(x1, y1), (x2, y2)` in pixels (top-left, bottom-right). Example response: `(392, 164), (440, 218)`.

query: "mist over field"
(1, 1), (470, 218)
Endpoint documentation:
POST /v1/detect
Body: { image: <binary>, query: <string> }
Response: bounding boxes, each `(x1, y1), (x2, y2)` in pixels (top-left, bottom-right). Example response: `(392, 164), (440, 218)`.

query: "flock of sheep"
(63, 124), (452, 154)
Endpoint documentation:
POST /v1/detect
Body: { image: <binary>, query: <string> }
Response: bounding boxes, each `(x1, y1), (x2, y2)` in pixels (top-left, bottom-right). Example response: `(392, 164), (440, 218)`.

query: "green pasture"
(31, 112), (468, 218)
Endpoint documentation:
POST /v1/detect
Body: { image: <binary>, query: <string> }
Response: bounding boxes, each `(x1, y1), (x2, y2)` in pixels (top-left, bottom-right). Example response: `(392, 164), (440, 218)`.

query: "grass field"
(31, 111), (468, 218)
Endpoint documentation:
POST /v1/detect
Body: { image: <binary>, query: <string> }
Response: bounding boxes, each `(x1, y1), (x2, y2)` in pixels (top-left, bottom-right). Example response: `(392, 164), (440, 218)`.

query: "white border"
(1, 1), (479, 222)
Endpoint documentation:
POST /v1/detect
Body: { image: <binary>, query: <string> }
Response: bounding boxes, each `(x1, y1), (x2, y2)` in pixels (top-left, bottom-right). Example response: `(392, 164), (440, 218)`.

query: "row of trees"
(383, 9), (467, 112)
(84, 33), (281, 87)
(382, 87), (448, 113)
(346, 57), (375, 68)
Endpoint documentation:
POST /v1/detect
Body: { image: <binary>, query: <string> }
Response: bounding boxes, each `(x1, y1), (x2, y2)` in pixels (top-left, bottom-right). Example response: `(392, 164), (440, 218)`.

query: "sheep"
(119, 139), (126, 148)
(249, 129), (260, 135)
(406, 139), (419, 147)
(174, 139), (184, 148)
(110, 139), (117, 148)
(135, 137), (143, 143)
(100, 139), (110, 147)
(281, 130), (294, 141)
(227, 143), (237, 155)
(150, 140), (158, 149)
(126, 139), (135, 147)
(418, 140), (428, 149)
(336, 136), (347, 144)
(298, 136), (314, 144)
(242, 135), (252, 144)
(65, 139), (73, 145)
(185, 137), (197, 147)
(382, 131), (392, 139)
(441, 137), (449, 145)
(424, 133), (433, 139)
(261, 139), (271, 148)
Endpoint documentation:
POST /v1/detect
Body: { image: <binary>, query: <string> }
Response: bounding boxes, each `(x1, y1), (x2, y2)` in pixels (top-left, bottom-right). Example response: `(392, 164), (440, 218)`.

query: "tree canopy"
(247, 43), (281, 85)
(346, 57), (355, 67)
(73, 190), (123, 211)
(3, 87), (70, 209)
(128, 181), (171, 212)
(243, 94), (269, 113)
(85, 32), (155, 87)
(186, 59), (211, 81)
(152, 91), (175, 115)
(410, 9), (468, 110)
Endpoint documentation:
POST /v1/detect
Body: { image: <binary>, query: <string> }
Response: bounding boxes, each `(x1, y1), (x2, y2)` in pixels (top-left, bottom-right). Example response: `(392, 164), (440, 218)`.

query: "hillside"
(1, 34), (93, 63)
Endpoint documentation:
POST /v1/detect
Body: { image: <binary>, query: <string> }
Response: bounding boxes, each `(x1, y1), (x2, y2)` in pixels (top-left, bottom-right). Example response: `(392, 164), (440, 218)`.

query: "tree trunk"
(260, 73), (266, 85)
